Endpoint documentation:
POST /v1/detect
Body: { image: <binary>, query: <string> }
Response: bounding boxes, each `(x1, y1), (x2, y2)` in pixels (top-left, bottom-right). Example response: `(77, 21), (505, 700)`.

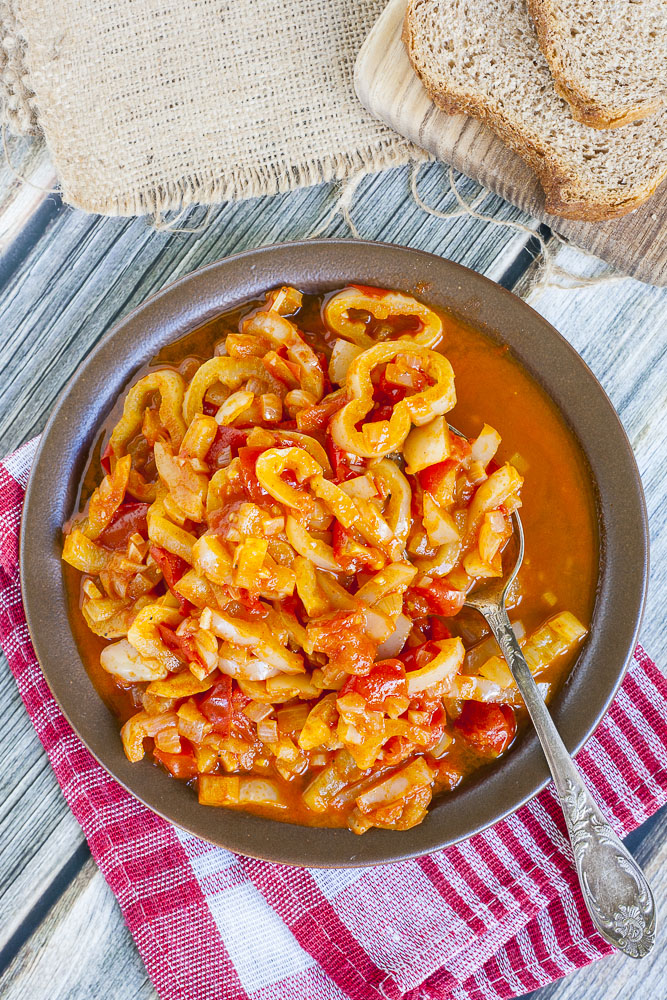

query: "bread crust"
(402, 6), (667, 221)
(527, 0), (667, 130)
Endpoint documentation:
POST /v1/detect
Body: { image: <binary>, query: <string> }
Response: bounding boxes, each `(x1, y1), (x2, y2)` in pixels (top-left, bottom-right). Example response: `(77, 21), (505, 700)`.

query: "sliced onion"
(376, 613), (411, 658)
(100, 638), (168, 684)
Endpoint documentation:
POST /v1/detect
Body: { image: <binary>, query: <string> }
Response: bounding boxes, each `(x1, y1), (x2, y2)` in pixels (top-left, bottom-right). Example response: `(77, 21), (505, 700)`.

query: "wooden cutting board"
(355, 0), (667, 286)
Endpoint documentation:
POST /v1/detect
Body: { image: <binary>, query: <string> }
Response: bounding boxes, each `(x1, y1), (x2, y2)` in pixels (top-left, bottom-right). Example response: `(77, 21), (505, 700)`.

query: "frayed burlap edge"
(60, 142), (422, 219)
(0, 1), (36, 135)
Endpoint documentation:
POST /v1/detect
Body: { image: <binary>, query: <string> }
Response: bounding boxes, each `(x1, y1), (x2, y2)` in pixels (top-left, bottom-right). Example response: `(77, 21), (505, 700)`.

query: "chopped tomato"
(372, 735), (414, 769)
(153, 748), (198, 779)
(309, 609), (377, 675)
(206, 425), (248, 467)
(156, 623), (207, 669)
(230, 686), (255, 742)
(230, 591), (270, 619)
(199, 676), (233, 735)
(454, 702), (517, 757)
(332, 523), (381, 573)
(408, 691), (447, 750)
(411, 691), (446, 726)
(296, 392), (347, 432)
(450, 435), (472, 463)
(150, 544), (191, 614)
(411, 617), (452, 642)
(430, 618), (453, 641)
(418, 436), (471, 496)
(413, 579), (466, 618)
(280, 593), (306, 622)
(432, 758), (464, 791)
(341, 659), (407, 710)
(417, 458), (456, 496)
(238, 446), (272, 504)
(100, 440), (114, 475)
(375, 371), (407, 408)
(97, 502), (149, 549)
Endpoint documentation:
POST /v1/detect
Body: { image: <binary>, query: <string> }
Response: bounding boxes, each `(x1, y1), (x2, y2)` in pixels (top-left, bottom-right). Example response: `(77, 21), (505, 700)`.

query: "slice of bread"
(528, 0), (667, 129)
(403, 0), (667, 220)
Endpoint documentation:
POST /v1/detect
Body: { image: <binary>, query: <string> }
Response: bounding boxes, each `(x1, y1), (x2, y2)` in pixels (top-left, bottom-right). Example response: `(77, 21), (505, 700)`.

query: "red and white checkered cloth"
(1, 438), (666, 1000)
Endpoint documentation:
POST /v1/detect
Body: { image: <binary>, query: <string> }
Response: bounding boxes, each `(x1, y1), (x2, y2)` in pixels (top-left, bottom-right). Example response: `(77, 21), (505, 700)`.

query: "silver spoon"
(462, 509), (656, 958)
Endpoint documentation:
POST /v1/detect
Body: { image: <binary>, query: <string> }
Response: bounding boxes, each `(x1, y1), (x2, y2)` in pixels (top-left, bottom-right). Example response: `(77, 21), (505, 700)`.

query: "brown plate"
(20, 240), (648, 867)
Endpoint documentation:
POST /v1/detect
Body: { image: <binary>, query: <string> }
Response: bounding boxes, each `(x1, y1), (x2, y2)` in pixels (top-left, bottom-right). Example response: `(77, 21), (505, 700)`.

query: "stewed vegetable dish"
(62, 284), (597, 833)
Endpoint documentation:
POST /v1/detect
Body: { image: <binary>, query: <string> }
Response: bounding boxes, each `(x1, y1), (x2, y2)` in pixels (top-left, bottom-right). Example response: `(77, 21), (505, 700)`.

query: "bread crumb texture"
(528, 0), (667, 128)
(404, 0), (667, 219)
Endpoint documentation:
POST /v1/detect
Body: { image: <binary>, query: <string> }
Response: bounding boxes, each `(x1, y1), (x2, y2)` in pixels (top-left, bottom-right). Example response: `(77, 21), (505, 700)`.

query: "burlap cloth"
(0, 0), (416, 216)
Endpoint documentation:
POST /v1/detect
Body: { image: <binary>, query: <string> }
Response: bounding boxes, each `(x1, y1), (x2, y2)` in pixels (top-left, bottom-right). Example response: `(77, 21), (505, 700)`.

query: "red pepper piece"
(149, 544), (191, 614)
(100, 440), (114, 475)
(153, 748), (199, 780)
(325, 429), (356, 483)
(97, 502), (149, 550)
(238, 446), (272, 504)
(198, 676), (233, 736)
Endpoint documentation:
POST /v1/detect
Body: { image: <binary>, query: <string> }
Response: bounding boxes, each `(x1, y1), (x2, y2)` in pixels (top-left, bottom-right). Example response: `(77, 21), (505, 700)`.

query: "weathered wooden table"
(0, 136), (665, 1000)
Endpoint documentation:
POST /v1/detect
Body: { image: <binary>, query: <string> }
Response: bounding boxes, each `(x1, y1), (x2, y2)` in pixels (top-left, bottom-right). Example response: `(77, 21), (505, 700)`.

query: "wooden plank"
(0, 858), (157, 1000)
(0, 134), (57, 253)
(355, 0), (667, 286)
(0, 159), (542, 456)
(0, 655), (87, 950)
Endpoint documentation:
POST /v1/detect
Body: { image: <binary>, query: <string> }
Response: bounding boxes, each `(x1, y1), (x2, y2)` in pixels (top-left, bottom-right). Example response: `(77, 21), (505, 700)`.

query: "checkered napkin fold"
(2, 438), (667, 1000)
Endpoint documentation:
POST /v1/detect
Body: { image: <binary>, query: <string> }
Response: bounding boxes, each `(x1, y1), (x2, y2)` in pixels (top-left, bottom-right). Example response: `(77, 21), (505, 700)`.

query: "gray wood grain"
(0, 162), (543, 456)
(0, 858), (157, 1000)
(355, 0), (667, 286)
(0, 139), (664, 1000)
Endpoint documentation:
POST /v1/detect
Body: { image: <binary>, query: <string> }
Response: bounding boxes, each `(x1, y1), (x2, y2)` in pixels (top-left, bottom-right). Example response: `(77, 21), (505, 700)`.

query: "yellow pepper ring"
(330, 343), (456, 459)
(183, 357), (283, 425)
(255, 447), (324, 514)
(323, 287), (444, 349)
(110, 369), (186, 457)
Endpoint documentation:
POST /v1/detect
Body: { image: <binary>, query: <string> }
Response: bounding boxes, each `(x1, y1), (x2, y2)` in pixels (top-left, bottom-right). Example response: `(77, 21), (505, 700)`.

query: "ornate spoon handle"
(480, 602), (656, 958)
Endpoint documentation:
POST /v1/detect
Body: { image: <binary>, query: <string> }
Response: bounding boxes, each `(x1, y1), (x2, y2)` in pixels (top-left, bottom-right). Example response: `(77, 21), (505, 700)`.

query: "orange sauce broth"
(64, 289), (599, 821)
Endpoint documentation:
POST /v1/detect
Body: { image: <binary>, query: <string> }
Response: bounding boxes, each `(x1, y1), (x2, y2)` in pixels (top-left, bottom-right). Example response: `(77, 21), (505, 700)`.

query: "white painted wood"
(0, 160), (542, 456)
(0, 859), (157, 1000)
(0, 658), (86, 945)
(0, 134), (56, 252)
(355, 0), (667, 285)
